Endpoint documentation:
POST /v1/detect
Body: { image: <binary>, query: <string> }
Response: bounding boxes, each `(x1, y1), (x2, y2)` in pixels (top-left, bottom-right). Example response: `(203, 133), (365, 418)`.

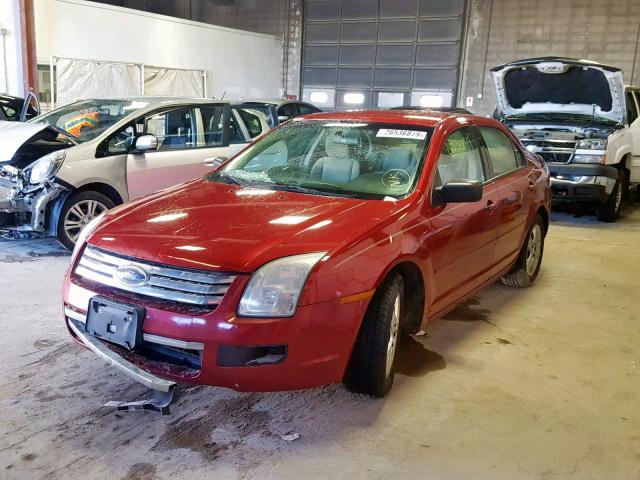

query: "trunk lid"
(491, 57), (625, 124)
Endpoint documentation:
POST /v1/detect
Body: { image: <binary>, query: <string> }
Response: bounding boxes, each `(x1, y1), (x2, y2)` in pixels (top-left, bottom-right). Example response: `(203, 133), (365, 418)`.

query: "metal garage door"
(301, 0), (466, 110)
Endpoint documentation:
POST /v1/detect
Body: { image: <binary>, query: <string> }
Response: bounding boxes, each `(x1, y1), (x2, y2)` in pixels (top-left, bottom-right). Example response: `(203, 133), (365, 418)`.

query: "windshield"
(30, 99), (149, 142)
(209, 120), (432, 199)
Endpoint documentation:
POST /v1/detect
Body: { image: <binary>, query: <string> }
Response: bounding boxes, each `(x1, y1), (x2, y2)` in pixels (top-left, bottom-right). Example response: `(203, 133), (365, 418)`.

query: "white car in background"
(0, 97), (270, 248)
(492, 57), (640, 222)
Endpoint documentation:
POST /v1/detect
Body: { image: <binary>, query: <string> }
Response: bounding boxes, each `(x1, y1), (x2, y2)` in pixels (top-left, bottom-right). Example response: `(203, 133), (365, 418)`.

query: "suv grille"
(520, 138), (577, 164)
(75, 246), (237, 307)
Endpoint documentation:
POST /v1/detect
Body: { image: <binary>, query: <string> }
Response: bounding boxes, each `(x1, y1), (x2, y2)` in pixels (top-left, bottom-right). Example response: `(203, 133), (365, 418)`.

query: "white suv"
(492, 57), (640, 221)
(0, 97), (270, 248)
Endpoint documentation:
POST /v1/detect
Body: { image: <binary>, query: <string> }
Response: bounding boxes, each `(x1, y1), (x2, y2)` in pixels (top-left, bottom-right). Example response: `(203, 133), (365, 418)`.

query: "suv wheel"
(57, 191), (114, 250)
(597, 170), (626, 222)
(501, 215), (545, 288)
(344, 272), (403, 397)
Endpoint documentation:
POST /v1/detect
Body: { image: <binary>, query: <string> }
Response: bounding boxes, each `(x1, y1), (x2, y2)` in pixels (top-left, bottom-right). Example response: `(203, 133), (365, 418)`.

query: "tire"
(596, 170), (625, 222)
(501, 215), (545, 288)
(57, 191), (114, 250)
(344, 272), (403, 397)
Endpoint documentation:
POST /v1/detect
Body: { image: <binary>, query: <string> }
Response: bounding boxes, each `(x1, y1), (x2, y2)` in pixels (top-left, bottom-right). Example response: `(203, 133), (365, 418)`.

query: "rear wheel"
(57, 191), (114, 250)
(501, 215), (545, 288)
(596, 170), (625, 222)
(344, 272), (403, 397)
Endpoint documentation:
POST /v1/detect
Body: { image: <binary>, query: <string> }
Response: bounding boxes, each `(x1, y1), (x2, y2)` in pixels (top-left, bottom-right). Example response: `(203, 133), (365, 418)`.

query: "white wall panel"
(34, 0), (283, 100)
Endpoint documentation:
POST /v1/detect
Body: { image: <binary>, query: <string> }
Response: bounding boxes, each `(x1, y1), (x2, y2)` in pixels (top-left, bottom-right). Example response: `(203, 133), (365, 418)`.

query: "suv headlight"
(576, 138), (607, 150)
(27, 150), (66, 184)
(238, 252), (326, 317)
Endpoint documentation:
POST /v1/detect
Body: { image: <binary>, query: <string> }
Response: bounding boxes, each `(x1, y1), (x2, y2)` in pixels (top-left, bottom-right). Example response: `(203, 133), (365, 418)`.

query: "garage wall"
(300, 0), (467, 110)
(459, 0), (640, 115)
(33, 0), (283, 100)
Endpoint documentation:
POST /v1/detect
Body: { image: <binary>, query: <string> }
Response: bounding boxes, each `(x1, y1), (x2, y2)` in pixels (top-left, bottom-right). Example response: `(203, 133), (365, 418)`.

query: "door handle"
(203, 156), (228, 167)
(484, 200), (497, 211)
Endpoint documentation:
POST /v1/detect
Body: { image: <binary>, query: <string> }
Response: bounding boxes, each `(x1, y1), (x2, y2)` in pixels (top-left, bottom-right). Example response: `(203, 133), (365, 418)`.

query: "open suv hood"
(491, 57), (625, 124)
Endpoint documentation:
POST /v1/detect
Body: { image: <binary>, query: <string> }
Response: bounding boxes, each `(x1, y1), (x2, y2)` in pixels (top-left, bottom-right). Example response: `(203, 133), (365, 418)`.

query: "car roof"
(240, 98), (309, 106)
(69, 96), (235, 106)
(296, 109), (470, 127)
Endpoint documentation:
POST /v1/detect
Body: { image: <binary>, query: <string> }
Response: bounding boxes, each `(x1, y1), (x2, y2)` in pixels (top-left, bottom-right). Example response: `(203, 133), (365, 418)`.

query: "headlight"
(72, 211), (106, 257)
(576, 138), (607, 150)
(572, 154), (606, 164)
(238, 252), (326, 317)
(28, 150), (66, 184)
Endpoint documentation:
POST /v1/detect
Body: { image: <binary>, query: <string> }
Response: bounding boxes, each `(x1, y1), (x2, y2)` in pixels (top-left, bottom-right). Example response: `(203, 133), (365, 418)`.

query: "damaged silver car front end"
(0, 166), (67, 235)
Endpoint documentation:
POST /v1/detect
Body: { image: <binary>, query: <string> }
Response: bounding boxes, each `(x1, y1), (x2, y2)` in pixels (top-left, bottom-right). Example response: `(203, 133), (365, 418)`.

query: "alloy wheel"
(63, 199), (107, 242)
(525, 224), (542, 276)
(385, 293), (401, 377)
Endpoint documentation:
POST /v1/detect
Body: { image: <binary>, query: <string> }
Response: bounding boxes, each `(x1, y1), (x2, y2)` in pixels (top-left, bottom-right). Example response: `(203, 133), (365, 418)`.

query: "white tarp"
(55, 58), (141, 107)
(144, 68), (204, 98)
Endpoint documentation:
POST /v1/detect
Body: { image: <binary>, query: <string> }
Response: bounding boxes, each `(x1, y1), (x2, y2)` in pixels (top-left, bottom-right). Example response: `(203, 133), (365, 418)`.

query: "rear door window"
(145, 107), (196, 151)
(237, 109), (264, 139)
(478, 127), (523, 177)
(200, 106), (226, 146)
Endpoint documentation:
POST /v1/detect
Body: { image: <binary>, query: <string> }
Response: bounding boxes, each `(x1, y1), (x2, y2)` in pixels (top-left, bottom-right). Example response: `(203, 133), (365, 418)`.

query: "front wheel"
(57, 191), (114, 250)
(344, 272), (403, 397)
(596, 170), (625, 222)
(501, 215), (545, 288)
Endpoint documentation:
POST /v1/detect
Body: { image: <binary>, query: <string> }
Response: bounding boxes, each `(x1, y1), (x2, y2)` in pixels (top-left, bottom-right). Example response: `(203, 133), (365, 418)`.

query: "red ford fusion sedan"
(62, 109), (550, 401)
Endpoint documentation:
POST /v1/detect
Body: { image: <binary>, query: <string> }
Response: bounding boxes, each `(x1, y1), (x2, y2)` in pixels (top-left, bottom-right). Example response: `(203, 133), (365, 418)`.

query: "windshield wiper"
(213, 171), (251, 187)
(270, 182), (357, 198)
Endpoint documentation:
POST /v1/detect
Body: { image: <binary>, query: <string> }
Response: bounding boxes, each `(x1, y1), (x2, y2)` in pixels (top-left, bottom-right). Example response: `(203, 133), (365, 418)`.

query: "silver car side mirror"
(134, 134), (159, 153)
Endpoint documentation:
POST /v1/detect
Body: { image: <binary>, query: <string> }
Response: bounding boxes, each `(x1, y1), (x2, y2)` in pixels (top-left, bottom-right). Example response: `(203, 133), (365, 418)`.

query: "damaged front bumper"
(0, 171), (66, 232)
(548, 163), (618, 204)
(66, 313), (176, 393)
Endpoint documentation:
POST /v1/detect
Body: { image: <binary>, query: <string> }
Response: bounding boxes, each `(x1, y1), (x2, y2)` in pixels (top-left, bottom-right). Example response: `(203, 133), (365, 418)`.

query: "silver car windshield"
(210, 120), (432, 200)
(30, 99), (150, 142)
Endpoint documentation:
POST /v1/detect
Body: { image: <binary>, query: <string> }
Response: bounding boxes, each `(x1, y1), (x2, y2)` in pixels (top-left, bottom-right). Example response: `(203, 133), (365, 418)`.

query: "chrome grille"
(520, 138), (577, 164)
(75, 246), (236, 307)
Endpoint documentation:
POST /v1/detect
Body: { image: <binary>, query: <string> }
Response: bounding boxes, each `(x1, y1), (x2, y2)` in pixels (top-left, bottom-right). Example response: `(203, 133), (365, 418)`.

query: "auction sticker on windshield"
(376, 129), (428, 140)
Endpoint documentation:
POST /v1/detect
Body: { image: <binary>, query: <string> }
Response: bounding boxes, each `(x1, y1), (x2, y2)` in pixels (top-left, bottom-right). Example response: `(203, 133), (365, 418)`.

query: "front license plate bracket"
(85, 297), (145, 350)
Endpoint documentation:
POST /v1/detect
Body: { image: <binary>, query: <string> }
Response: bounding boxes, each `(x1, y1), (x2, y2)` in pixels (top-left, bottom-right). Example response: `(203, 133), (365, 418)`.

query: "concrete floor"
(0, 203), (639, 480)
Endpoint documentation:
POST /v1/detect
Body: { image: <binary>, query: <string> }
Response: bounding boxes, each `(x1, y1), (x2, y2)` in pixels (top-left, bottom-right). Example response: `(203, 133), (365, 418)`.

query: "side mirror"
(277, 115), (289, 123)
(134, 134), (158, 153)
(435, 181), (483, 204)
(203, 156), (227, 170)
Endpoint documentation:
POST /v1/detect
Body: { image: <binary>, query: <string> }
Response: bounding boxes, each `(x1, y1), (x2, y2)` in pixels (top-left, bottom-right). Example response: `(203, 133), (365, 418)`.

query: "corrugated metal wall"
(300, 0), (466, 110)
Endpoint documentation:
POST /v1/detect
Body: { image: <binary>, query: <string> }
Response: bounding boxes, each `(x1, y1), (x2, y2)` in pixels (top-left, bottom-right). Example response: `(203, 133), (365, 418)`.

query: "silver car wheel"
(63, 199), (107, 242)
(525, 224), (542, 276)
(385, 293), (401, 377)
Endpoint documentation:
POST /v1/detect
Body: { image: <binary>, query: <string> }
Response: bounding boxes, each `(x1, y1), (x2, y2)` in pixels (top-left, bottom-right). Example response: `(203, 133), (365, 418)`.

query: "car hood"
(0, 121), (61, 165)
(491, 58), (625, 123)
(87, 179), (401, 273)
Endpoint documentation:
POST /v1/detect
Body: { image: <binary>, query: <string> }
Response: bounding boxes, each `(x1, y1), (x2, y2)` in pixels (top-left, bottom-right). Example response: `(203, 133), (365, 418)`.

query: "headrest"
(382, 147), (414, 171)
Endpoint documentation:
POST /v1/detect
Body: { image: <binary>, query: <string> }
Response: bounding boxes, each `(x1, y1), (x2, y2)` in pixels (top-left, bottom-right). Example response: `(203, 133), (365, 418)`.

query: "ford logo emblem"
(115, 265), (149, 287)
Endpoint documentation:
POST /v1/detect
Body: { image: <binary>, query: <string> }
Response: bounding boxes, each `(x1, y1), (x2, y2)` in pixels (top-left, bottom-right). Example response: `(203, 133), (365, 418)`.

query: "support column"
(19, 0), (38, 97)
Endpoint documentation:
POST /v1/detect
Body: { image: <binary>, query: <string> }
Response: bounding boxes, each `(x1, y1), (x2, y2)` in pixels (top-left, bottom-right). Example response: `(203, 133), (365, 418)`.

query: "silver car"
(0, 97), (270, 248)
